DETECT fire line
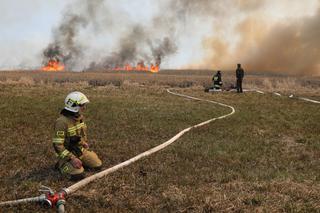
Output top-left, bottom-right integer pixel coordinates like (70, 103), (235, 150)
(112, 62), (160, 73)
(42, 59), (65, 72)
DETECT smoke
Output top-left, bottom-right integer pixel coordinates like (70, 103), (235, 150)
(198, 1), (320, 75)
(43, 0), (178, 71)
(42, 0), (102, 69)
(243, 9), (320, 75)
(42, 15), (87, 68)
(149, 37), (178, 66)
(159, 0), (320, 75)
(39, 0), (320, 74)
(96, 25), (146, 69)
(237, 0), (266, 11)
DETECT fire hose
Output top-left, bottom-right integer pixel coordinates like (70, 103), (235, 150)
(0, 88), (318, 212)
(243, 89), (320, 104)
(0, 186), (66, 213)
(0, 89), (235, 212)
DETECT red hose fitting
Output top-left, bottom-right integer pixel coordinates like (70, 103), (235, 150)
(42, 191), (66, 208)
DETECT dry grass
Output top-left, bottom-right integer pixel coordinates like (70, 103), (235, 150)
(0, 70), (319, 96)
(0, 70), (319, 212)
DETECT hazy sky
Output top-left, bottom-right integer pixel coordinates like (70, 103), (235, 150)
(0, 0), (319, 74)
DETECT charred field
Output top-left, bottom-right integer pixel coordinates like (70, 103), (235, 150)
(0, 70), (319, 212)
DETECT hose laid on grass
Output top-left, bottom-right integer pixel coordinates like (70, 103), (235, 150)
(270, 92), (320, 104)
(0, 89), (235, 210)
(62, 89), (317, 199)
(2, 87), (318, 211)
(245, 89), (320, 104)
(64, 89), (235, 195)
(297, 97), (320, 104)
(0, 195), (45, 206)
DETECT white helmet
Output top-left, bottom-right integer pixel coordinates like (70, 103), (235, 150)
(64, 91), (90, 113)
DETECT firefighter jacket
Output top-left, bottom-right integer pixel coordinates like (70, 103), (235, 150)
(212, 74), (222, 86)
(236, 68), (244, 79)
(52, 109), (88, 161)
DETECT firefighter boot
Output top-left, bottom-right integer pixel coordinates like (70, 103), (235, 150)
(80, 150), (102, 171)
(59, 160), (85, 180)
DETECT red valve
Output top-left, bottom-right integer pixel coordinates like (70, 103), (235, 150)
(42, 191), (66, 208)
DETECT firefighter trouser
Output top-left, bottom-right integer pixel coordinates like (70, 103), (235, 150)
(59, 150), (102, 176)
(214, 82), (222, 90)
(237, 78), (243, 93)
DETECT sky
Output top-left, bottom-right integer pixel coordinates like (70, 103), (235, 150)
(0, 1), (64, 67)
(0, 0), (319, 75)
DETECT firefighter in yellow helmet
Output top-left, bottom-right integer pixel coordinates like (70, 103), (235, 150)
(52, 91), (102, 180)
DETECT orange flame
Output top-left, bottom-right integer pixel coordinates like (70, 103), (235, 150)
(42, 59), (65, 72)
(112, 61), (159, 73)
(150, 63), (160, 73)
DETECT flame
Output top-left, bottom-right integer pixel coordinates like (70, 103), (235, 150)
(150, 63), (160, 73)
(112, 61), (159, 73)
(42, 59), (65, 72)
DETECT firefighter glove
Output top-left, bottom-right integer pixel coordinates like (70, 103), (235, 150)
(70, 157), (83, 169)
(70, 135), (81, 144)
(82, 142), (89, 149)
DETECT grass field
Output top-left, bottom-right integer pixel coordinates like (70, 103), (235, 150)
(0, 71), (319, 212)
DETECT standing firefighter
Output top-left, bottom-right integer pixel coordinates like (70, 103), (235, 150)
(52, 91), (102, 180)
(236, 64), (244, 93)
(212, 70), (223, 91)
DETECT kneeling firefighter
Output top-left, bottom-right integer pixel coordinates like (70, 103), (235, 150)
(212, 70), (223, 90)
(52, 91), (102, 180)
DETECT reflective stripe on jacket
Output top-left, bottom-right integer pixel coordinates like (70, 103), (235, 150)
(52, 113), (88, 160)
